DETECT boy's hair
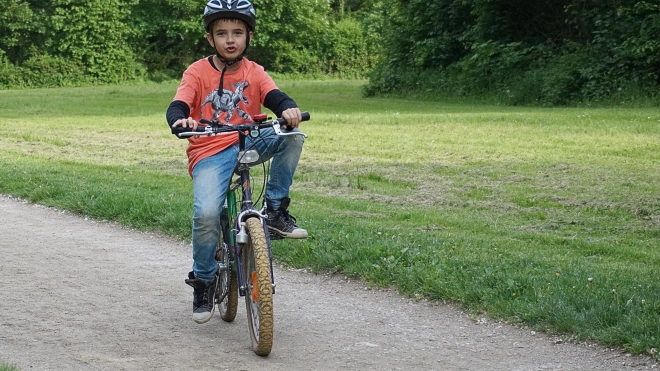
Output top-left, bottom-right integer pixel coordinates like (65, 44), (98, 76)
(203, 0), (256, 33)
(207, 17), (249, 34)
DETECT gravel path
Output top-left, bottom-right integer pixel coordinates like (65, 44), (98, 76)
(0, 196), (657, 370)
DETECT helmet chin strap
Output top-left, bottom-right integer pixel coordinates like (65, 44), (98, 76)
(213, 33), (251, 95)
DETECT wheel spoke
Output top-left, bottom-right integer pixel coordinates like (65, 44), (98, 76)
(251, 271), (259, 302)
(217, 240), (238, 322)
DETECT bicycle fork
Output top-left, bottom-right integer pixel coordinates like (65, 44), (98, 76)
(230, 165), (277, 297)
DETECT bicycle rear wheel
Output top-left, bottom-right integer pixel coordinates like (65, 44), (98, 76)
(215, 241), (238, 322)
(216, 208), (239, 322)
(242, 217), (274, 356)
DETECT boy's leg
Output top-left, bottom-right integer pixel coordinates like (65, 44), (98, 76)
(247, 129), (307, 238)
(187, 146), (238, 323)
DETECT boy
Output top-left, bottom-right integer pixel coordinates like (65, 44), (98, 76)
(166, 0), (307, 324)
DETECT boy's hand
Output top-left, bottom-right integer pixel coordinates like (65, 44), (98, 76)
(171, 117), (199, 133)
(281, 108), (302, 129)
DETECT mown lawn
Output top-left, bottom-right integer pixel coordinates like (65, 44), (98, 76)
(0, 80), (658, 357)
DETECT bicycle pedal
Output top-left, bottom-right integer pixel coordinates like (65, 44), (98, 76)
(268, 230), (284, 240)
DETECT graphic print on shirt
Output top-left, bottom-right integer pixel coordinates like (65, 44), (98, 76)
(201, 81), (251, 124)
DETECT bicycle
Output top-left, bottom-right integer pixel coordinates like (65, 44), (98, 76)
(174, 112), (310, 356)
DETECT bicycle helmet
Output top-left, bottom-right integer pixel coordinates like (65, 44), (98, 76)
(203, 0), (256, 32)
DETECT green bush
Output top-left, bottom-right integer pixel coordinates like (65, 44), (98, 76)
(1, 0), (144, 87)
(249, 0), (331, 74)
(0, 0), (383, 87)
(130, 0), (207, 79)
(0, 53), (20, 88)
(323, 17), (374, 78)
(505, 49), (586, 106)
(49, 0), (144, 83)
(0, 52), (90, 88)
(366, 0), (660, 105)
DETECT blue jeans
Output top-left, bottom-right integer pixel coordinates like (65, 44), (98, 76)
(190, 128), (304, 282)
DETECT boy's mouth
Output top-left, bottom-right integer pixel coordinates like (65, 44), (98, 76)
(226, 47), (237, 53)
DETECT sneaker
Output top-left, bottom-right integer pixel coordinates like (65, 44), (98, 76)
(266, 197), (308, 239)
(185, 271), (217, 324)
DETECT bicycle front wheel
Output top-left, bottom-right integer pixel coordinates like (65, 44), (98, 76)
(242, 217), (274, 356)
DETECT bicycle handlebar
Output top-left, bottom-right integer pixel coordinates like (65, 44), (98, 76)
(172, 111), (310, 138)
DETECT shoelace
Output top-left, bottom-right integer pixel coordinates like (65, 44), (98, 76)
(194, 288), (204, 307)
(203, 286), (210, 305)
(195, 283), (211, 308)
(280, 210), (298, 228)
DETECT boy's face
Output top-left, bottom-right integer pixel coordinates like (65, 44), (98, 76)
(206, 19), (252, 61)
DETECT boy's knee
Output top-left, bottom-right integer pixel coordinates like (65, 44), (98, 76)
(194, 204), (221, 225)
(282, 135), (304, 152)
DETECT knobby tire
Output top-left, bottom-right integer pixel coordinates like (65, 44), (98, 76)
(242, 217), (274, 356)
(217, 211), (238, 322)
(217, 257), (238, 322)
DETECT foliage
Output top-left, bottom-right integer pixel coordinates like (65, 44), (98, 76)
(3, 0), (658, 105)
(130, 0), (208, 80)
(249, 0), (330, 74)
(366, 0), (660, 105)
(0, 0), (144, 88)
(0, 0), (32, 60)
(0, 0), (380, 87)
(49, 0), (144, 83)
(322, 17), (372, 77)
(0, 52), (91, 88)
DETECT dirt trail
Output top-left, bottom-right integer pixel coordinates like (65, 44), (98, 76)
(0, 196), (657, 370)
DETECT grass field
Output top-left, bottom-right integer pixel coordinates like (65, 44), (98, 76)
(0, 363), (19, 371)
(0, 80), (658, 357)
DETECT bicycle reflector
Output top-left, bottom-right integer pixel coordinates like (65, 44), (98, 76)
(254, 113), (268, 122)
(239, 150), (260, 164)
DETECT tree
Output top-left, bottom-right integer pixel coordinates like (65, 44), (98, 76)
(0, 0), (33, 62)
(49, 0), (143, 82)
(366, 0), (660, 104)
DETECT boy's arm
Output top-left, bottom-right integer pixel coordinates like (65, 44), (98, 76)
(264, 89), (302, 128)
(166, 100), (190, 128)
(263, 90), (297, 118)
(167, 100), (202, 135)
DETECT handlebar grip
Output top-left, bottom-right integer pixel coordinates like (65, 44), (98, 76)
(278, 111), (311, 128)
(171, 125), (207, 137)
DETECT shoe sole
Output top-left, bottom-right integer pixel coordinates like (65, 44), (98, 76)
(268, 227), (308, 239)
(193, 307), (215, 324)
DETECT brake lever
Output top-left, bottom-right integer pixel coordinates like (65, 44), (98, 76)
(272, 122), (308, 138)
